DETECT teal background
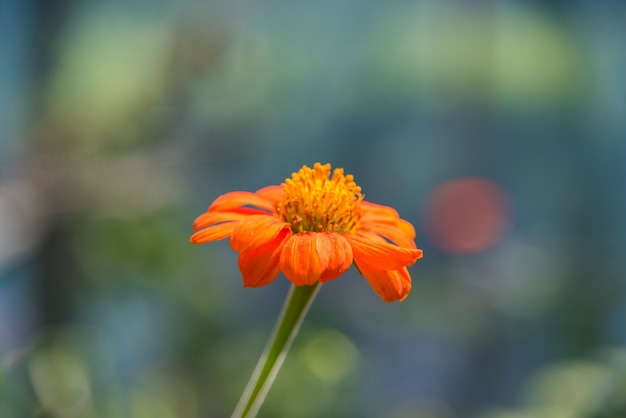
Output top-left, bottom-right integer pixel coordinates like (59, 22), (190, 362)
(1, 0), (625, 417)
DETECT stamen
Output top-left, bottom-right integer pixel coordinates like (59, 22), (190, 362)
(278, 163), (363, 233)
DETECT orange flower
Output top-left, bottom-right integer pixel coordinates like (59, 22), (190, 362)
(190, 163), (423, 301)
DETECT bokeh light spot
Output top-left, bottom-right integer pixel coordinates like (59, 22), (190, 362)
(299, 329), (358, 384)
(422, 177), (512, 254)
(29, 345), (91, 416)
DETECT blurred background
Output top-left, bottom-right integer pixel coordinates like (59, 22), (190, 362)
(1, 0), (625, 417)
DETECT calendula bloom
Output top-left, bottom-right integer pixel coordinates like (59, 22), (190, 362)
(190, 163), (423, 301)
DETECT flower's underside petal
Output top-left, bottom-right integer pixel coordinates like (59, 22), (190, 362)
(190, 222), (238, 244)
(393, 218), (416, 239)
(192, 208), (263, 231)
(318, 233), (353, 282)
(346, 231), (423, 271)
(360, 201), (416, 243)
(367, 217), (416, 240)
(239, 228), (291, 287)
(255, 185), (284, 207)
(360, 201), (401, 222)
(280, 233), (319, 286)
(356, 263), (412, 302)
(360, 220), (417, 249)
(230, 215), (291, 253)
(209, 191), (276, 213)
(280, 232), (353, 286)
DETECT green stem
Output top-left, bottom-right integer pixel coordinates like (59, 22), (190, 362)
(231, 282), (321, 418)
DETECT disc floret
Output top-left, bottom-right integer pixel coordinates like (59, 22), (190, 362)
(278, 163), (363, 233)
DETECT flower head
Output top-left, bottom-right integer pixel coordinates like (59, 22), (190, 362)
(191, 163), (423, 301)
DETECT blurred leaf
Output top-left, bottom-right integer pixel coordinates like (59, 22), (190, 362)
(45, 6), (174, 152)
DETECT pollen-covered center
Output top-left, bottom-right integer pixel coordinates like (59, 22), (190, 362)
(278, 163), (363, 233)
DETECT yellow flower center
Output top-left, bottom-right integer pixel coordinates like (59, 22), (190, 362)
(278, 163), (363, 233)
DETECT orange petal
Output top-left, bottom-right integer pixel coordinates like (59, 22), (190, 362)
(360, 220), (417, 249)
(280, 232), (353, 286)
(193, 208), (261, 231)
(230, 214), (291, 253)
(239, 228), (291, 287)
(319, 233), (353, 282)
(346, 231), (423, 270)
(209, 191), (276, 213)
(190, 222), (238, 244)
(395, 218), (416, 238)
(370, 218), (415, 240)
(360, 201), (400, 222)
(361, 202), (416, 239)
(356, 264), (412, 302)
(255, 185), (284, 207)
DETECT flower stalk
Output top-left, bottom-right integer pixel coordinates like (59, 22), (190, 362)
(231, 283), (321, 418)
